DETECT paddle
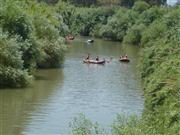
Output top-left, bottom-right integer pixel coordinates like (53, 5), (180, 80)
(105, 57), (113, 63)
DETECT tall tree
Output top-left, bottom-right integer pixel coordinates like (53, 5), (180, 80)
(64, 0), (97, 7)
(119, 0), (136, 7)
(37, 0), (59, 4)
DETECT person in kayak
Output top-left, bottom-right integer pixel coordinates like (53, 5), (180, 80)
(96, 56), (99, 61)
(125, 54), (128, 59)
(86, 53), (90, 60)
(120, 54), (128, 59)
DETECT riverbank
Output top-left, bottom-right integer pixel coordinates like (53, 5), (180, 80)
(0, 0), (66, 88)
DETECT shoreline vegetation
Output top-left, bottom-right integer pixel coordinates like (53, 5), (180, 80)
(0, 0), (179, 135)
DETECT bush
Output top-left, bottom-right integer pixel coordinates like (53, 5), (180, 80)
(0, 0), (66, 88)
(70, 114), (106, 135)
(138, 6), (166, 26)
(141, 20), (167, 45)
(0, 30), (32, 88)
(133, 1), (150, 14)
(69, 7), (115, 36)
(0, 66), (31, 88)
(100, 9), (137, 41)
(123, 24), (146, 45)
(37, 37), (66, 68)
(0, 32), (23, 69)
(0, 0), (32, 40)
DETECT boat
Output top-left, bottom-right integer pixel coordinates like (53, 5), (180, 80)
(87, 39), (94, 43)
(119, 58), (130, 62)
(83, 59), (105, 64)
(66, 35), (74, 40)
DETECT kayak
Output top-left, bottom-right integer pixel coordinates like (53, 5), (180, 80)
(66, 36), (74, 40)
(87, 39), (94, 43)
(83, 59), (105, 64)
(119, 58), (130, 62)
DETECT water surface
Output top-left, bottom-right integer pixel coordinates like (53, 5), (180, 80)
(0, 37), (144, 135)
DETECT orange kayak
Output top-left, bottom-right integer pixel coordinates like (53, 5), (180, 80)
(66, 35), (74, 40)
(83, 59), (105, 64)
(119, 58), (130, 62)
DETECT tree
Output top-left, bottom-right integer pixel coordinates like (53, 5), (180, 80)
(64, 0), (97, 7)
(37, 0), (59, 4)
(119, 0), (136, 7)
(133, 1), (150, 13)
(144, 0), (167, 5)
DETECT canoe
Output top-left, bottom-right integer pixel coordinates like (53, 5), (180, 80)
(83, 59), (105, 64)
(119, 58), (130, 62)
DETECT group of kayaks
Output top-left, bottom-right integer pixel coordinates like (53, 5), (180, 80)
(65, 35), (130, 64)
(83, 56), (130, 65)
(65, 35), (94, 43)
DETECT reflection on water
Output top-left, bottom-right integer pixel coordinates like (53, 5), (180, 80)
(0, 37), (144, 135)
(0, 69), (64, 135)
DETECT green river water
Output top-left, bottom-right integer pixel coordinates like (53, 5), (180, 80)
(0, 37), (144, 135)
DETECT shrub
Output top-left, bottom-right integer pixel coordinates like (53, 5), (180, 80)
(100, 9), (136, 41)
(0, 31), (31, 88)
(70, 7), (115, 36)
(123, 24), (146, 45)
(37, 37), (66, 68)
(0, 66), (31, 88)
(133, 1), (150, 14)
(138, 6), (166, 26)
(0, 0), (66, 88)
(141, 20), (167, 45)
(0, 0), (32, 40)
(70, 114), (106, 135)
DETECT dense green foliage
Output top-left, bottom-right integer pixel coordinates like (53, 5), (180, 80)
(1, 0), (179, 134)
(0, 31), (31, 88)
(63, 0), (167, 7)
(73, 7), (115, 36)
(0, 0), (66, 88)
(55, 2), (115, 36)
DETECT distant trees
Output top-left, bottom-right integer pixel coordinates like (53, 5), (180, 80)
(61, 0), (167, 7)
(63, 0), (97, 7)
(143, 0), (167, 5)
(37, 0), (59, 4)
(119, 0), (136, 7)
(118, 0), (167, 7)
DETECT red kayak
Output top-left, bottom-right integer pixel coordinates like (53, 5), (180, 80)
(83, 59), (105, 64)
(119, 58), (130, 62)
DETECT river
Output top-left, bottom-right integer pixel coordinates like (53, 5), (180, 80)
(0, 37), (144, 135)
